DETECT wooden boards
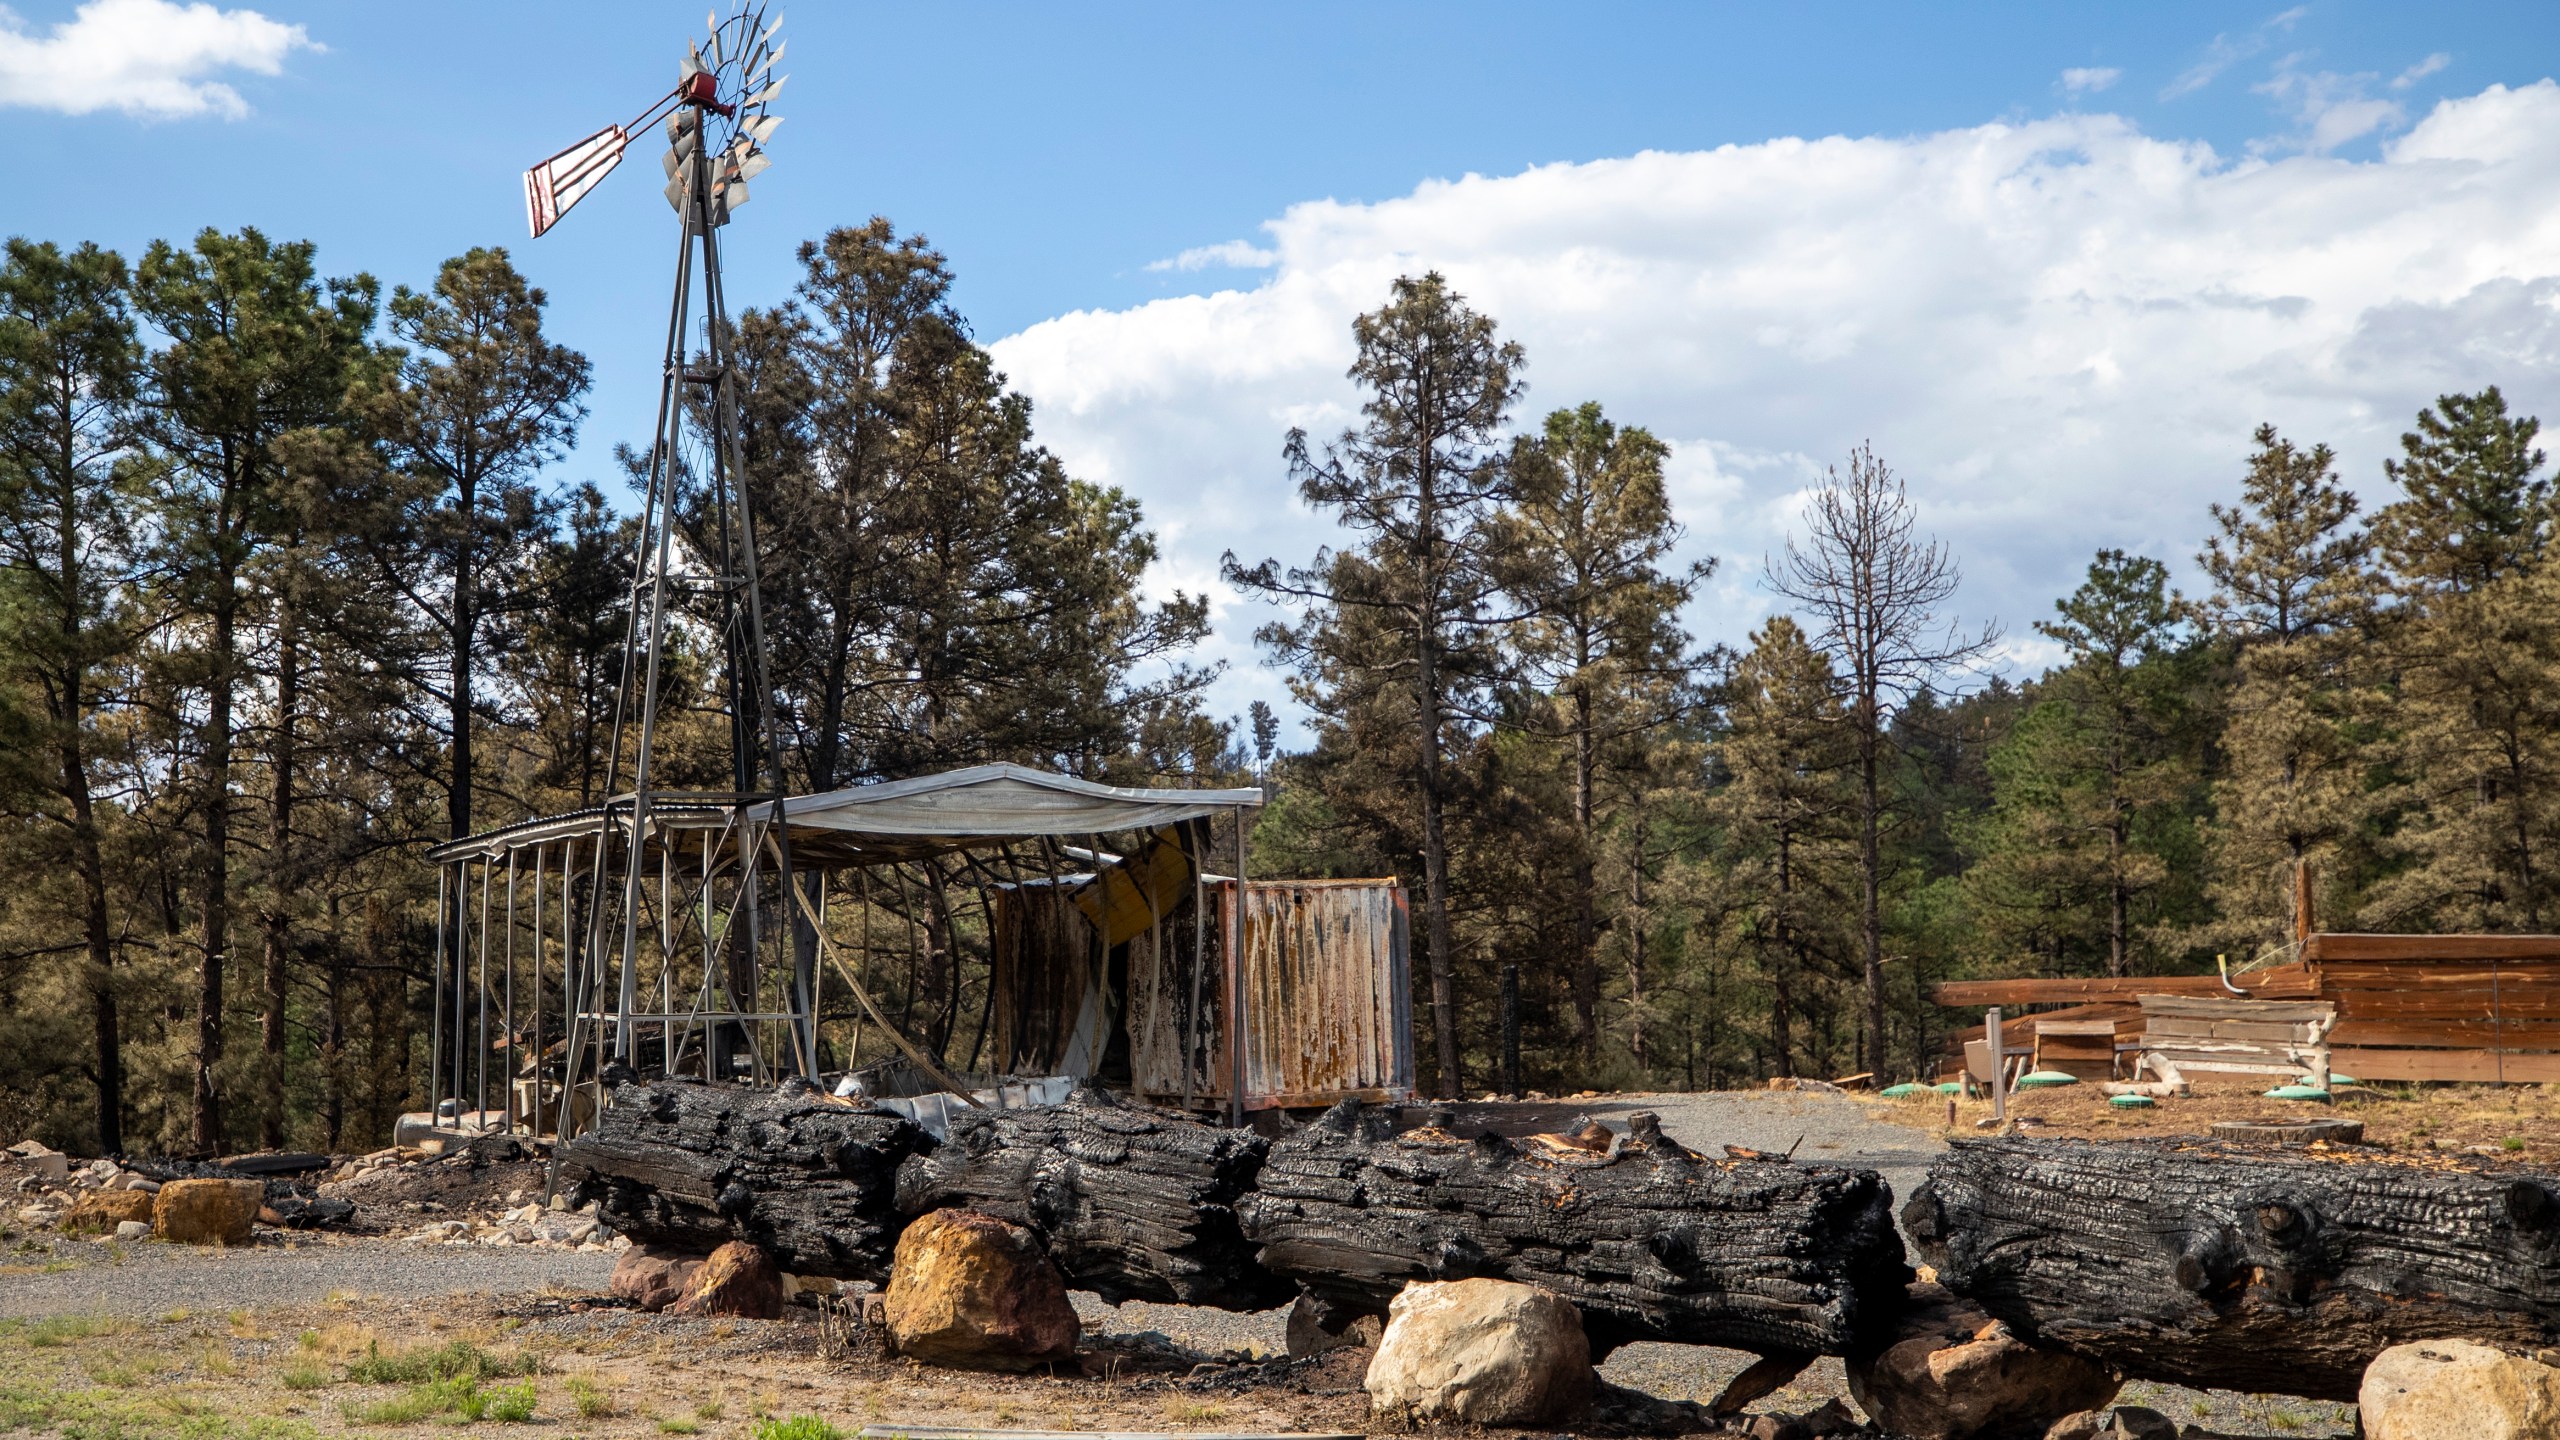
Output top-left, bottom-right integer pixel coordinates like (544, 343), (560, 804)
(1906, 1136), (2560, 1400)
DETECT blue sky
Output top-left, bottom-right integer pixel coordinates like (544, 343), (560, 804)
(8, 1), (2560, 734)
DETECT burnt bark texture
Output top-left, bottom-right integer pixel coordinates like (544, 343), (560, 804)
(1906, 1136), (2560, 1401)
(893, 1085), (1290, 1309)
(1236, 1100), (1909, 1357)
(559, 1074), (932, 1282)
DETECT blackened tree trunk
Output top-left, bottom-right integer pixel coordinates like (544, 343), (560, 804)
(1239, 1100), (1908, 1358)
(893, 1085), (1288, 1308)
(1907, 1136), (2560, 1400)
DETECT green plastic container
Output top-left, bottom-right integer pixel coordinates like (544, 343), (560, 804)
(1880, 1082), (1928, 1098)
(2328, 1073), (2358, 1086)
(1933, 1081), (1966, 1094)
(2108, 1093), (2156, 1109)
(2015, 1070), (2080, 1088)
(2264, 1084), (2332, 1102)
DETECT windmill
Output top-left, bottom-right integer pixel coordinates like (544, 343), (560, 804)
(467, 5), (812, 1161)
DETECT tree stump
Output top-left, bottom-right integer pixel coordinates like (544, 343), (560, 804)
(1906, 1136), (2560, 1399)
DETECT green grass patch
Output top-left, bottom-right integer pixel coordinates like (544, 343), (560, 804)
(659, 1420), (701, 1435)
(0, 1379), (317, 1440)
(5, 1313), (135, 1348)
(279, 1365), (334, 1391)
(482, 1382), (536, 1424)
(345, 1340), (538, 1386)
(751, 1417), (845, 1440)
(565, 1377), (612, 1419)
(341, 1374), (536, 1426)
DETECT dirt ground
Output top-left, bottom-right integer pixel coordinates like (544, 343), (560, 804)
(1854, 1075), (2560, 1162)
(0, 1287), (1380, 1440)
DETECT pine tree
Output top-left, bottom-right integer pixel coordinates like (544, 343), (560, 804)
(1494, 402), (1709, 1066)
(2197, 424), (2383, 946)
(135, 228), (379, 1153)
(1709, 617), (1854, 1077)
(0, 239), (144, 1153)
(1227, 273), (1524, 1097)
(2371, 390), (2560, 929)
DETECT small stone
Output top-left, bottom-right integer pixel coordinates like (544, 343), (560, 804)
(113, 1220), (150, 1242)
(611, 1244), (705, 1313)
(2362, 1338), (2560, 1440)
(1744, 1415), (1809, 1440)
(152, 1178), (262, 1246)
(1285, 1291), (1383, 1358)
(881, 1208), (1078, 1371)
(64, 1188), (155, 1233)
(670, 1240), (784, 1320)
(1363, 1278), (1594, 1427)
(1849, 1283), (2119, 1440)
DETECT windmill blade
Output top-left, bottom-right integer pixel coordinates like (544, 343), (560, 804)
(744, 113), (782, 145)
(708, 12), (725, 65)
(751, 39), (785, 77)
(681, 44), (705, 80)
(744, 75), (786, 106)
(733, 145), (771, 182)
(524, 125), (629, 238)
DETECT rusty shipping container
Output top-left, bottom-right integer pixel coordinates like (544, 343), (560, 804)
(1005, 875), (1415, 1112)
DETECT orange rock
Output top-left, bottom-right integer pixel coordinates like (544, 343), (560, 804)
(152, 1178), (261, 1246)
(64, 1188), (155, 1233)
(669, 1241), (783, 1320)
(882, 1209), (1077, 1371)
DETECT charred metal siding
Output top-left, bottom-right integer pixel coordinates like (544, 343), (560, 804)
(1234, 880), (1414, 1109)
(1119, 878), (1413, 1110)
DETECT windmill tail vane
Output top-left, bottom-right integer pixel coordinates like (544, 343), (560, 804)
(523, 5), (786, 239)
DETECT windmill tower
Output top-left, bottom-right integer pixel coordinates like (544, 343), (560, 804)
(456, 8), (809, 1149)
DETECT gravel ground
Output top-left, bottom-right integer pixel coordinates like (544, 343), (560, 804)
(0, 1233), (616, 1318)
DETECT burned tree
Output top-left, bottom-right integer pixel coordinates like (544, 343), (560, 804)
(1907, 1136), (2560, 1400)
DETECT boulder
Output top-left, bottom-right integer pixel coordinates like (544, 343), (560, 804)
(113, 1220), (151, 1242)
(610, 1244), (705, 1313)
(1848, 1283), (2119, 1440)
(64, 1187), (155, 1233)
(1363, 1278), (1595, 1427)
(7, 1143), (69, 1184)
(669, 1240), (784, 1320)
(2360, 1339), (2560, 1440)
(881, 1208), (1079, 1371)
(1285, 1290), (1384, 1358)
(151, 1178), (261, 1246)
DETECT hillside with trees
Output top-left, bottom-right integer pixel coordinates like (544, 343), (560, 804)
(1, 224), (2548, 1147)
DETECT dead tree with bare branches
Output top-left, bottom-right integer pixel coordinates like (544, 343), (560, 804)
(1766, 447), (1995, 1075)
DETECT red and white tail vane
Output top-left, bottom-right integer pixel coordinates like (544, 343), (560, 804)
(521, 3), (785, 239)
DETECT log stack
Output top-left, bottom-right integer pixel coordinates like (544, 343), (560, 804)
(1906, 1135), (2560, 1400)
(1238, 1100), (1910, 1357)
(559, 1073), (933, 1283)
(893, 1085), (1290, 1308)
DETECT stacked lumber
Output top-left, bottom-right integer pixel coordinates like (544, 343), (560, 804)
(1237, 1100), (1910, 1357)
(892, 1086), (1291, 1308)
(2307, 936), (2560, 1083)
(1906, 1135), (2560, 1400)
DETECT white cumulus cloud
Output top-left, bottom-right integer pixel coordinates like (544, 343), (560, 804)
(2059, 66), (2121, 96)
(0, 0), (315, 119)
(990, 82), (2560, 728)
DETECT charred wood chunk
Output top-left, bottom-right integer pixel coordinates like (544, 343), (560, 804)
(557, 1076), (932, 1283)
(892, 1085), (1289, 1309)
(1907, 1136), (2560, 1401)
(1236, 1100), (1908, 1358)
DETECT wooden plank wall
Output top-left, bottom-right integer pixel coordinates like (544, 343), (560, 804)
(1930, 936), (2560, 1084)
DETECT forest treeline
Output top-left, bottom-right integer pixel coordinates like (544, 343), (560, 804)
(0, 219), (2547, 1150)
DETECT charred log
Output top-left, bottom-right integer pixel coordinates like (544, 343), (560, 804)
(1236, 1101), (1909, 1357)
(558, 1074), (932, 1282)
(1906, 1136), (2560, 1401)
(893, 1085), (1290, 1308)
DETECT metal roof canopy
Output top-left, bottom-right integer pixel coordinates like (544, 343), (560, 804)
(746, 763), (1263, 864)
